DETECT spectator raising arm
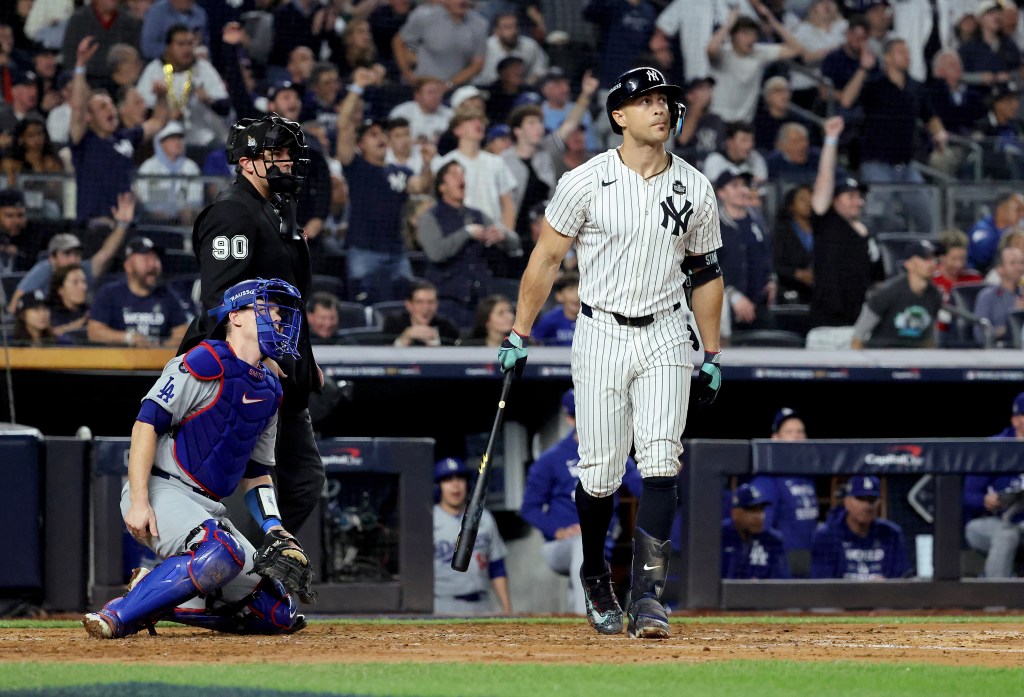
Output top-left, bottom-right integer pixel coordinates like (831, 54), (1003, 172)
(707, 9), (739, 64)
(335, 68), (374, 167)
(90, 192), (136, 280)
(69, 36), (99, 147)
(839, 46), (875, 109)
(555, 72), (600, 142)
(750, 0), (809, 62)
(812, 116), (843, 215)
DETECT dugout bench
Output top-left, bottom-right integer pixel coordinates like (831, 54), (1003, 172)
(677, 438), (1024, 610)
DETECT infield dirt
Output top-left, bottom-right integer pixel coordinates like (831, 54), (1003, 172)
(1, 621), (1021, 667)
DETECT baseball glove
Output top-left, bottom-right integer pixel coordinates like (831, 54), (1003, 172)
(249, 530), (317, 604)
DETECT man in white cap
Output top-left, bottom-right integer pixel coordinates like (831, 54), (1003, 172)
(136, 121), (203, 223)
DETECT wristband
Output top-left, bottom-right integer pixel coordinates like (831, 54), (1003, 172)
(74, 66), (86, 76)
(348, 84), (364, 96)
(245, 484), (283, 533)
(824, 135), (838, 146)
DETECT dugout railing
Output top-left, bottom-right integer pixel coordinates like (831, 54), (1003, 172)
(678, 438), (1024, 610)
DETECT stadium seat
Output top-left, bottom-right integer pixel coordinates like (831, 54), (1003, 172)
(1, 273), (26, 304)
(334, 327), (399, 346)
(1007, 309), (1024, 350)
(161, 249), (199, 276)
(132, 225), (190, 252)
(769, 304), (811, 337)
(335, 301), (372, 329)
(311, 274), (346, 301)
(876, 232), (939, 278)
(489, 278), (520, 302)
(370, 301), (406, 328)
(950, 281), (988, 315)
(729, 329), (806, 348)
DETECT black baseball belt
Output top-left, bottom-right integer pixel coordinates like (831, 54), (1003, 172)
(580, 302), (681, 328)
(152, 469), (220, 502)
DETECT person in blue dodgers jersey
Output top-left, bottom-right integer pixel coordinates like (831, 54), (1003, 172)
(810, 475), (910, 580)
(520, 389), (643, 614)
(749, 408), (821, 557)
(83, 278), (314, 639)
(433, 458), (512, 616)
(962, 392), (1024, 579)
(721, 483), (790, 580)
(720, 481), (790, 577)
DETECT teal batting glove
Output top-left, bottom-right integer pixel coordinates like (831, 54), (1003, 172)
(498, 330), (529, 376)
(693, 351), (721, 407)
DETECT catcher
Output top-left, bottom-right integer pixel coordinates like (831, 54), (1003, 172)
(83, 277), (316, 640)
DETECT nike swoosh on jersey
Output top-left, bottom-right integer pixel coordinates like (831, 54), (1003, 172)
(241, 393), (266, 405)
(601, 179), (617, 186)
(643, 563), (661, 571)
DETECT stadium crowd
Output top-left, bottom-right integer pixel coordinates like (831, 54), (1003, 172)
(0, 0), (1022, 350)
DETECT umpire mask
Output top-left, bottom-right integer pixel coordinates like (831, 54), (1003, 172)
(227, 114), (310, 195)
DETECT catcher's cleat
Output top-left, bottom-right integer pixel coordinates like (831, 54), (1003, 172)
(627, 596), (670, 639)
(580, 565), (623, 635)
(82, 611), (117, 639)
(286, 614), (308, 634)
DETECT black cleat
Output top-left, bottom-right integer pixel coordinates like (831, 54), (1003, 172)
(580, 565), (624, 635)
(627, 595), (670, 639)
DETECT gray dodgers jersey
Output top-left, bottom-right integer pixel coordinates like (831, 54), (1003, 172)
(433, 505), (507, 597)
(142, 356), (278, 478)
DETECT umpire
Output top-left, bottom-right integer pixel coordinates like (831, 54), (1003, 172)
(178, 113), (324, 532)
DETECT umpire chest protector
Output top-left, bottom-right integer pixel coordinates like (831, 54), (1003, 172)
(174, 341), (282, 499)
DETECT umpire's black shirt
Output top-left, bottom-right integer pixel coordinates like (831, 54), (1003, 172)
(178, 175), (316, 413)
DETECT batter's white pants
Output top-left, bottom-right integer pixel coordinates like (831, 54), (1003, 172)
(571, 305), (692, 498)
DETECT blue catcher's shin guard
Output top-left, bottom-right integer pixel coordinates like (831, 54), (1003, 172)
(171, 578), (301, 635)
(83, 520), (245, 639)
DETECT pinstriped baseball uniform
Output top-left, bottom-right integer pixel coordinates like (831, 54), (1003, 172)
(545, 149), (721, 497)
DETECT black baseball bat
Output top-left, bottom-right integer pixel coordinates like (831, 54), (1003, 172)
(451, 370), (514, 572)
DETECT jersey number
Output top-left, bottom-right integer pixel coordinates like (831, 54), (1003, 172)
(212, 235), (249, 260)
(156, 376), (175, 404)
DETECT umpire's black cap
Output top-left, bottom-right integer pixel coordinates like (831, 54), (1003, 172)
(605, 66), (684, 136)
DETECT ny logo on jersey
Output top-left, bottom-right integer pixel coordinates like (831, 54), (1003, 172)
(388, 171), (408, 193)
(660, 197), (694, 236)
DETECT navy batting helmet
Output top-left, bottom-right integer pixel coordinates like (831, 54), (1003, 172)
(208, 277), (304, 359)
(605, 67), (685, 136)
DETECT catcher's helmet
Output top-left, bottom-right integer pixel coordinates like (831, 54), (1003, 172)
(208, 277), (304, 359)
(226, 113), (309, 194)
(605, 67), (686, 136)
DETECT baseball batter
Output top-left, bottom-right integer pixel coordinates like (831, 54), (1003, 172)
(83, 278), (313, 639)
(432, 458), (511, 616)
(498, 67), (724, 638)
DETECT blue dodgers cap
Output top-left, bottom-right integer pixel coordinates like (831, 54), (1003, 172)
(732, 483), (771, 509)
(561, 388), (575, 417)
(1013, 392), (1024, 416)
(434, 457), (471, 482)
(513, 91), (543, 108)
(848, 475), (881, 498)
(772, 407), (802, 433)
(485, 123), (511, 144)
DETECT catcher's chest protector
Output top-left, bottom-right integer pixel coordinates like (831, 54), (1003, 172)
(175, 341), (282, 498)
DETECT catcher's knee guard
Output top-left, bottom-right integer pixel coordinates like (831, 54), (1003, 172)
(84, 520), (244, 639)
(171, 579), (300, 635)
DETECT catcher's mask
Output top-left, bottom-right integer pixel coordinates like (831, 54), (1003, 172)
(605, 66), (686, 136)
(209, 277), (303, 359)
(227, 114), (309, 195)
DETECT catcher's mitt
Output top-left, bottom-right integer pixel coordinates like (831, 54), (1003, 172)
(249, 530), (317, 603)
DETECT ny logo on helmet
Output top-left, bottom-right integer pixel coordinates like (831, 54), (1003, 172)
(646, 69), (662, 83)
